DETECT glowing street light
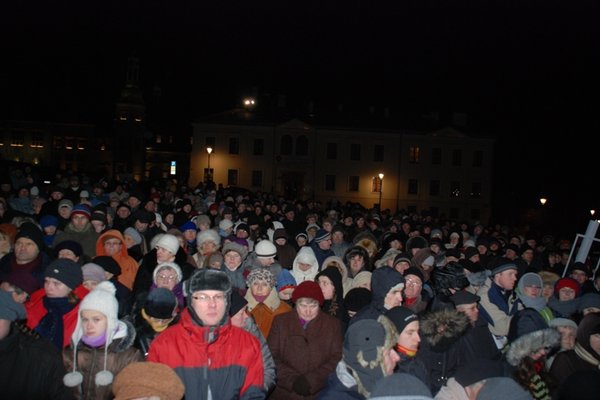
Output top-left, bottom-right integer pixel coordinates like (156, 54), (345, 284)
(378, 173), (384, 210)
(591, 209), (596, 217)
(206, 147), (213, 181)
(539, 198), (547, 206)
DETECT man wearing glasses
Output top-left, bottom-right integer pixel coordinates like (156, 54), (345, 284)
(148, 269), (265, 399)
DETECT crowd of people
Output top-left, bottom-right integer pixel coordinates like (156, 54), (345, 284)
(0, 172), (599, 399)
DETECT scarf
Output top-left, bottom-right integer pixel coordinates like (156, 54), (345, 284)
(82, 332), (107, 347)
(141, 308), (174, 332)
(396, 344), (417, 358)
(520, 295), (547, 312)
(488, 281), (518, 316)
(252, 294), (268, 304)
(10, 254), (43, 274)
(574, 342), (600, 367)
(35, 297), (75, 349)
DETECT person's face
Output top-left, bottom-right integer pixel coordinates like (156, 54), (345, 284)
(384, 286), (403, 309)
(258, 256), (274, 267)
(124, 235), (137, 249)
(79, 310), (108, 338)
(251, 280), (271, 297)
(398, 320), (421, 350)
(296, 237), (307, 247)
(71, 214), (89, 231)
(332, 231), (344, 244)
(44, 277), (71, 298)
(523, 284), (541, 298)
(279, 287), (294, 301)
(156, 246), (176, 263)
(90, 220), (105, 233)
(394, 261), (411, 275)
(570, 270), (588, 285)
(82, 280), (99, 291)
(58, 249), (78, 262)
(230, 306), (249, 328)
(145, 201), (156, 213)
(505, 249), (517, 260)
(590, 334), (600, 356)
(275, 238), (286, 246)
(318, 238), (332, 250)
(134, 220), (149, 232)
(382, 347), (401, 376)
(542, 284), (554, 299)
(530, 346), (550, 361)
(318, 276), (335, 300)
(224, 251), (242, 270)
(164, 213), (175, 225)
(558, 287), (576, 301)
(322, 222), (332, 232)
(58, 207), (72, 219)
(155, 267), (179, 290)
(403, 274), (423, 300)
(295, 298), (320, 322)
(190, 290), (227, 326)
(350, 255), (364, 273)
(200, 241), (217, 254)
(494, 269), (518, 290)
(298, 262), (312, 272)
(14, 237), (40, 264)
(456, 302), (480, 325)
(557, 326), (576, 350)
(116, 207), (131, 219)
(127, 197), (141, 209)
(103, 238), (123, 256)
(183, 229), (196, 242)
(0, 234), (11, 253)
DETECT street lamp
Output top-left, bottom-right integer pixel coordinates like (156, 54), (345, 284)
(539, 197), (547, 206)
(206, 147), (213, 182)
(378, 173), (384, 210)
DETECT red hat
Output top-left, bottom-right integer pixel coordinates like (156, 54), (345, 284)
(554, 277), (581, 297)
(292, 281), (324, 306)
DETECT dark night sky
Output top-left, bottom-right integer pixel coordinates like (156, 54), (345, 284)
(1, 1), (598, 233)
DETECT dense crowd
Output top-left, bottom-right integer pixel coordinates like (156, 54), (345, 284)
(0, 172), (599, 400)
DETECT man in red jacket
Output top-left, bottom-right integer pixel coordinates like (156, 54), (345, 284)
(148, 269), (265, 399)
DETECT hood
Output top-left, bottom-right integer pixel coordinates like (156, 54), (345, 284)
(420, 308), (469, 352)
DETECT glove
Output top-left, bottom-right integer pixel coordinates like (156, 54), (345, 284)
(292, 375), (311, 396)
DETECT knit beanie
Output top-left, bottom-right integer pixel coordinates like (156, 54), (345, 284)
(155, 234), (180, 255)
(144, 288), (178, 319)
(81, 263), (106, 283)
(343, 315), (398, 397)
(39, 215), (59, 228)
(123, 227), (142, 246)
(55, 240), (83, 258)
(343, 288), (372, 313)
(385, 306), (418, 334)
(64, 281), (120, 388)
(314, 229), (331, 243)
(490, 258), (518, 276)
(254, 240), (277, 258)
(222, 241), (248, 261)
(15, 222), (45, 251)
(71, 204), (91, 219)
(554, 277), (581, 297)
(292, 280), (324, 306)
(112, 362), (185, 400)
(44, 259), (83, 290)
(276, 268), (297, 292)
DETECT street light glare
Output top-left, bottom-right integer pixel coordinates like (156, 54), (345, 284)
(378, 173), (384, 180)
(539, 198), (547, 206)
(206, 147), (213, 154)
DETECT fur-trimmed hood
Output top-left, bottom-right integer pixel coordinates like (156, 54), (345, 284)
(420, 308), (469, 352)
(506, 327), (560, 366)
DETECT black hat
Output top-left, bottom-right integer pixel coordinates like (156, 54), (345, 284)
(343, 288), (372, 312)
(489, 257), (517, 276)
(144, 288), (177, 319)
(464, 247), (479, 260)
(403, 266), (424, 284)
(454, 358), (503, 387)
(445, 248), (461, 259)
(92, 256), (121, 277)
(15, 222), (45, 251)
(385, 306), (418, 334)
(393, 252), (412, 267)
(505, 243), (520, 254)
(133, 210), (154, 224)
(449, 290), (481, 306)
(55, 240), (83, 258)
(187, 269), (231, 300)
(569, 261), (591, 277)
(44, 259), (83, 290)
(228, 290), (248, 317)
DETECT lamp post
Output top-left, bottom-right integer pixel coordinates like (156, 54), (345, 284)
(206, 147), (213, 182)
(378, 173), (384, 210)
(539, 198), (547, 206)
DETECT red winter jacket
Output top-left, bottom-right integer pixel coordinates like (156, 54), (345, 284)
(147, 308), (265, 400)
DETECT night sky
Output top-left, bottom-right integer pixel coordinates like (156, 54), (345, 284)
(2, 1), (598, 235)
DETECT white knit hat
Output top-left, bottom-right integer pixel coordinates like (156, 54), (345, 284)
(64, 281), (121, 388)
(155, 234), (180, 255)
(153, 262), (183, 284)
(255, 240), (277, 258)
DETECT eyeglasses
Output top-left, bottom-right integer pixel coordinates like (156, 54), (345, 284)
(157, 274), (178, 281)
(405, 279), (422, 288)
(192, 293), (226, 303)
(104, 240), (122, 247)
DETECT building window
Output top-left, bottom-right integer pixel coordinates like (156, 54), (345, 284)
(31, 133), (44, 148)
(473, 150), (483, 167)
(450, 181), (461, 197)
(296, 135), (308, 156)
(471, 182), (482, 198)
(432, 147), (442, 165)
(229, 137), (239, 155)
(348, 176), (359, 192)
(325, 175), (336, 191)
(452, 149), (462, 166)
(251, 170), (263, 187)
(205, 136), (215, 148)
(281, 135), (293, 155)
(409, 146), (420, 163)
(429, 180), (440, 196)
(350, 143), (361, 161)
(65, 137), (74, 150)
(53, 136), (63, 149)
(374, 144), (384, 162)
(156, 134), (162, 144)
(408, 179), (419, 195)
(77, 139), (86, 150)
(326, 143), (337, 160)
(471, 208), (481, 220)
(253, 139), (264, 156)
(450, 207), (460, 219)
(227, 169), (239, 186)
(11, 132), (24, 147)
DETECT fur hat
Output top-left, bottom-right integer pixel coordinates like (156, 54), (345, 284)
(0, 290), (26, 321)
(385, 306), (418, 334)
(343, 315), (398, 397)
(155, 234), (180, 255)
(255, 240), (277, 258)
(406, 235), (428, 252)
(112, 362), (185, 400)
(196, 229), (221, 248)
(15, 222), (45, 251)
(374, 248), (401, 269)
(420, 308), (470, 351)
(153, 262), (183, 284)
(186, 269), (231, 302)
(44, 259), (83, 290)
(222, 242), (248, 261)
(123, 227), (142, 245)
(218, 219), (234, 231)
(144, 288), (178, 319)
(292, 280), (324, 306)
(64, 281), (120, 388)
